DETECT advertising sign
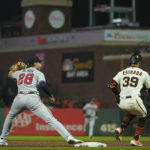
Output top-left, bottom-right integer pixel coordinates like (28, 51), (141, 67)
(62, 52), (94, 82)
(5, 108), (84, 135)
(105, 29), (150, 42)
(24, 10), (35, 29)
(48, 10), (65, 29)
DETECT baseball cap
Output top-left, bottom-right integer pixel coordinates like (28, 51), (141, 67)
(91, 97), (96, 102)
(27, 55), (42, 66)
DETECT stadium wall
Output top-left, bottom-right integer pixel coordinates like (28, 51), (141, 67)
(0, 29), (150, 108)
(1, 108), (150, 136)
(0, 45), (150, 108)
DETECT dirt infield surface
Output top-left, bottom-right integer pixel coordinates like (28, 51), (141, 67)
(7, 141), (150, 147)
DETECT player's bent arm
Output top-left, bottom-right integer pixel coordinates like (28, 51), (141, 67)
(108, 80), (120, 104)
(108, 80), (119, 97)
(147, 89), (150, 95)
(8, 71), (14, 78)
(39, 81), (55, 102)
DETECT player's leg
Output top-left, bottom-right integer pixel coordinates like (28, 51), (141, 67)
(84, 117), (89, 132)
(115, 114), (135, 141)
(115, 97), (136, 141)
(130, 97), (147, 146)
(89, 118), (95, 137)
(134, 98), (147, 141)
(0, 95), (24, 146)
(27, 96), (83, 144)
(121, 114), (136, 130)
(130, 117), (146, 147)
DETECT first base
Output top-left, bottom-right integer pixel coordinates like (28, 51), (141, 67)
(74, 142), (107, 147)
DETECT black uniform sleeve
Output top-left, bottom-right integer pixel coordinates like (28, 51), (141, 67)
(108, 80), (120, 104)
(39, 81), (52, 97)
(148, 89), (150, 95)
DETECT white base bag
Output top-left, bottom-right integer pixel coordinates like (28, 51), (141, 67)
(74, 142), (107, 147)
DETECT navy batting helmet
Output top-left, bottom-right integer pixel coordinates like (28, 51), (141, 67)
(130, 53), (142, 64)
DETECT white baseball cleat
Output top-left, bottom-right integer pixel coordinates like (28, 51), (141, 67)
(115, 127), (122, 141)
(67, 136), (83, 144)
(0, 138), (8, 146)
(130, 139), (143, 147)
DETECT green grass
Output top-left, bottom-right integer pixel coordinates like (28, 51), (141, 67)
(1, 148), (150, 150)
(8, 135), (150, 142)
(0, 136), (149, 150)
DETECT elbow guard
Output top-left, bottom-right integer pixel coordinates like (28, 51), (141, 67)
(108, 80), (120, 97)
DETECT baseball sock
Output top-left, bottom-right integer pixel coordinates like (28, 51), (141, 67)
(120, 114), (135, 132)
(134, 117), (146, 141)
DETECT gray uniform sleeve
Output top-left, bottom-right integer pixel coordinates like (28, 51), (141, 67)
(12, 71), (19, 79)
(37, 72), (46, 84)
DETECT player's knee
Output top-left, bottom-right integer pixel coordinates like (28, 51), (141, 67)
(45, 115), (57, 124)
(138, 116), (147, 127)
(141, 111), (147, 118)
(7, 111), (16, 119)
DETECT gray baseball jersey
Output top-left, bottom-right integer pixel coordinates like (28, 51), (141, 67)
(83, 103), (98, 117)
(12, 68), (45, 93)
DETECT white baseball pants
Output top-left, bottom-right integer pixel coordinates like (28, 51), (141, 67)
(0, 94), (72, 140)
(118, 95), (147, 118)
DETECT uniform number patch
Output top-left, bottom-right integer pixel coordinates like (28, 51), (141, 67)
(123, 76), (139, 87)
(18, 73), (34, 85)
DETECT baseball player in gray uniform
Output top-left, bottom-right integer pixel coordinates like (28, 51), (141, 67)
(109, 53), (150, 146)
(0, 55), (83, 146)
(83, 98), (98, 137)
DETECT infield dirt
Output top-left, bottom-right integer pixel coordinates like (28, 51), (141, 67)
(7, 141), (150, 147)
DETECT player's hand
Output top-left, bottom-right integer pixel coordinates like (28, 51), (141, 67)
(95, 116), (98, 120)
(50, 95), (55, 102)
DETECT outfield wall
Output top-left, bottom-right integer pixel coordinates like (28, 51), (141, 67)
(1, 108), (150, 136)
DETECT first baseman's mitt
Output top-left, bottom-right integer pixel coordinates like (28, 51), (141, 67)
(9, 61), (27, 72)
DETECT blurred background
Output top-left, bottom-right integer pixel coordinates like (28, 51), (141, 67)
(0, 0), (150, 136)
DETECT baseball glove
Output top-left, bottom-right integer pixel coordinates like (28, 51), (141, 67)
(9, 61), (27, 72)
